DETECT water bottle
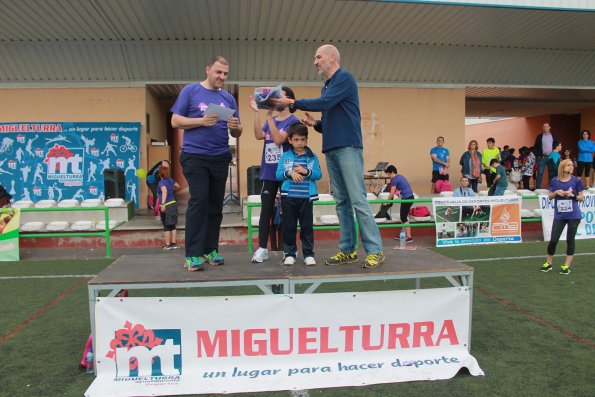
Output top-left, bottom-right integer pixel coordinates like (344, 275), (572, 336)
(400, 229), (406, 248)
(86, 350), (94, 374)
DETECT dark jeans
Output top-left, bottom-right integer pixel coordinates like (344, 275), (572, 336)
(484, 169), (495, 188)
(522, 174), (532, 190)
(547, 218), (581, 256)
(180, 151), (231, 257)
(281, 197), (314, 258)
(258, 180), (281, 249)
(468, 178), (479, 193)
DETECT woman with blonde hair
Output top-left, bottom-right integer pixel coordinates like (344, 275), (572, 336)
(541, 159), (585, 275)
(459, 140), (482, 192)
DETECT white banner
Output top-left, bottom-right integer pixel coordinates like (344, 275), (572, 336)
(539, 193), (595, 241)
(86, 290), (483, 396)
(433, 196), (522, 247)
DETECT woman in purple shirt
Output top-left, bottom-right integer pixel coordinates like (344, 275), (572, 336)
(541, 159), (585, 275)
(249, 86), (300, 263)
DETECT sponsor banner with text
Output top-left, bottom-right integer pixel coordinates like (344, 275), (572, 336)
(0, 122), (140, 207)
(433, 196), (522, 247)
(86, 290), (483, 396)
(539, 193), (595, 241)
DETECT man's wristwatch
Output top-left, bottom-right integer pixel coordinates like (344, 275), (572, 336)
(288, 99), (296, 111)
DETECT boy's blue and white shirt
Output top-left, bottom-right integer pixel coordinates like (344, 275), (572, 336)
(275, 146), (322, 201)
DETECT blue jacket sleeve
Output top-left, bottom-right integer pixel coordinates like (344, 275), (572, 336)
(276, 154), (289, 181)
(306, 154), (323, 181)
(295, 71), (355, 112)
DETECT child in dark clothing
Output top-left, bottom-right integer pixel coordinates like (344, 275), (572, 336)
(275, 124), (322, 266)
(158, 162), (180, 250)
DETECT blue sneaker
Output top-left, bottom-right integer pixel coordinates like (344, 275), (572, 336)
(205, 250), (224, 266)
(184, 256), (204, 272)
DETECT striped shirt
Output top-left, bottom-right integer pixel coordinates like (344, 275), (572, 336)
(286, 154), (310, 198)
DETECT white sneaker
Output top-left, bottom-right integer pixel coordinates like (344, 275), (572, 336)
(304, 256), (316, 266)
(283, 256), (296, 266)
(251, 247), (269, 263)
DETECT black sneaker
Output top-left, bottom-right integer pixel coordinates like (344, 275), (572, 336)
(541, 263), (552, 272)
(325, 251), (358, 266)
(559, 265), (571, 275)
(168, 243), (179, 250)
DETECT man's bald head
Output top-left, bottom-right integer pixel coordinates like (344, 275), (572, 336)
(314, 44), (341, 79)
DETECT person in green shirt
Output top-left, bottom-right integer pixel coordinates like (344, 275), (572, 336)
(481, 137), (501, 188)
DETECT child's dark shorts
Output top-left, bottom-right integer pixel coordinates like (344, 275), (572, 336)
(160, 203), (178, 231)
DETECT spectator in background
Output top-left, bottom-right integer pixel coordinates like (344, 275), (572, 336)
(520, 146), (536, 190)
(547, 141), (562, 182)
(383, 165), (414, 242)
(533, 123), (558, 189)
(562, 148), (577, 171)
(507, 148), (522, 189)
(459, 139), (482, 193)
(158, 163), (180, 250)
(430, 136), (450, 193)
(500, 145), (511, 165)
(453, 176), (476, 197)
(481, 137), (501, 188)
(576, 129), (595, 187)
(489, 158), (508, 196)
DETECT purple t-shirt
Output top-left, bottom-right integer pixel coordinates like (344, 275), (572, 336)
(548, 176), (584, 220)
(260, 115), (299, 181)
(170, 83), (239, 156)
(390, 174), (413, 198)
(157, 178), (176, 204)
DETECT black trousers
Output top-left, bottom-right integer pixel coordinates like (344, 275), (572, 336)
(484, 169), (495, 188)
(522, 174), (531, 190)
(258, 180), (281, 249)
(547, 218), (581, 256)
(180, 151), (231, 257)
(281, 197), (314, 258)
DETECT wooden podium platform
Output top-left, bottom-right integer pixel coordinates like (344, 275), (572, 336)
(88, 247), (474, 350)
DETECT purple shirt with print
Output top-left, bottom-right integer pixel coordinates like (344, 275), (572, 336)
(548, 176), (584, 220)
(259, 115), (299, 181)
(170, 83), (239, 156)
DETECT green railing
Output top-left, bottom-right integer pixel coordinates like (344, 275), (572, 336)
(19, 206), (115, 258)
(246, 196), (543, 252)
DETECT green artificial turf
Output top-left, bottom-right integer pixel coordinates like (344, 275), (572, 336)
(0, 244), (593, 397)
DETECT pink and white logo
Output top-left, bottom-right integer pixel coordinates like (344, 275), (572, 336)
(91, 148), (99, 156)
(33, 186), (42, 196)
(89, 185), (98, 195)
(107, 321), (182, 378)
(17, 134), (25, 143)
(116, 159), (124, 168)
(110, 133), (119, 143)
(198, 102), (208, 112)
(35, 148), (44, 157)
(7, 160), (16, 169)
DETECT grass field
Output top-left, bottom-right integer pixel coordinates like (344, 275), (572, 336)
(1, 240), (594, 397)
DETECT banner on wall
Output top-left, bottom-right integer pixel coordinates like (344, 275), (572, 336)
(539, 193), (595, 241)
(86, 291), (483, 396)
(0, 208), (20, 261)
(0, 122), (141, 207)
(433, 196), (522, 247)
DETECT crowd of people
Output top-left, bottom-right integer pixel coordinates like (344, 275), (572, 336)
(446, 125), (595, 196)
(165, 46), (592, 275)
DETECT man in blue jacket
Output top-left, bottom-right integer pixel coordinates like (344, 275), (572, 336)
(271, 44), (385, 269)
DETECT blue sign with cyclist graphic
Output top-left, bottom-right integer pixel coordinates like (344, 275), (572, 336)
(0, 122), (141, 207)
